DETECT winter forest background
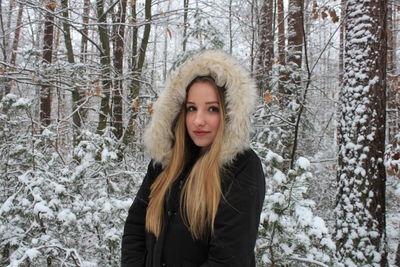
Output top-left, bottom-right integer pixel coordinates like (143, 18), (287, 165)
(0, 0), (399, 266)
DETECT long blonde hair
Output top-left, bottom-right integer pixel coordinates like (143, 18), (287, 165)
(146, 76), (226, 239)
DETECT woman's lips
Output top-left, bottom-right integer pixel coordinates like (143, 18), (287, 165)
(193, 131), (209, 136)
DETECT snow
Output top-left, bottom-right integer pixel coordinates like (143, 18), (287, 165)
(57, 209), (77, 224)
(3, 93), (18, 101)
(395, 185), (400, 197)
(12, 97), (30, 108)
(273, 170), (286, 184)
(25, 248), (40, 260)
(33, 202), (54, 218)
(265, 150), (284, 163)
(296, 157), (310, 170)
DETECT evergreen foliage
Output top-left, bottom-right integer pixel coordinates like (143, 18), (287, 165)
(0, 95), (143, 266)
(253, 141), (336, 266)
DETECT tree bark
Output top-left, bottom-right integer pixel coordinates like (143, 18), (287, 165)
(338, 0), (345, 84)
(112, 0), (127, 140)
(396, 236), (400, 267)
(80, 0), (90, 63)
(277, 0), (285, 65)
(286, 0), (303, 71)
(123, 0), (152, 147)
(228, 0), (233, 54)
(249, 0), (256, 73)
(95, 0), (112, 134)
(387, 0), (398, 142)
(130, 1), (137, 70)
(279, 0), (303, 98)
(0, 0), (7, 63)
(1, 2), (23, 101)
(183, 0), (189, 52)
(163, 0), (172, 81)
(40, 1), (56, 128)
(61, 0), (85, 146)
(335, 0), (387, 265)
(276, 0), (304, 167)
(256, 0), (274, 96)
(9, 3), (23, 67)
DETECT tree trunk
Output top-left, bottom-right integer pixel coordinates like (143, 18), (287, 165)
(183, 0), (189, 52)
(286, 0), (303, 70)
(276, 0), (304, 167)
(276, 0), (287, 96)
(1, 2), (23, 101)
(387, 0), (398, 142)
(9, 2), (23, 67)
(396, 236), (400, 267)
(130, 1), (137, 70)
(256, 0), (274, 96)
(40, 1), (56, 128)
(228, 0), (233, 54)
(112, 0), (127, 140)
(280, 0), (303, 98)
(61, 0), (85, 146)
(249, 0), (256, 73)
(0, 0), (7, 63)
(277, 0), (285, 65)
(335, 0), (387, 266)
(163, 0), (172, 81)
(338, 0), (345, 84)
(80, 0), (90, 63)
(96, 0), (112, 134)
(123, 0), (152, 147)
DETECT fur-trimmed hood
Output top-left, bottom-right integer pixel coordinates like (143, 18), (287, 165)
(143, 50), (257, 166)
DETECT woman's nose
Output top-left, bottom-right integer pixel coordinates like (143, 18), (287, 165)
(194, 111), (205, 126)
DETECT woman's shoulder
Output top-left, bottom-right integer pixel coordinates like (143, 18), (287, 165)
(229, 148), (262, 172)
(221, 148), (265, 200)
(144, 159), (164, 183)
(223, 148), (264, 184)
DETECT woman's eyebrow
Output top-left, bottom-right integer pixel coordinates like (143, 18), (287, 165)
(186, 101), (219, 105)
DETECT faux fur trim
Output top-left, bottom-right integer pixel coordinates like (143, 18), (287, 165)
(143, 50), (257, 166)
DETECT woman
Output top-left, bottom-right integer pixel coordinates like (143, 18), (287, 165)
(121, 50), (265, 267)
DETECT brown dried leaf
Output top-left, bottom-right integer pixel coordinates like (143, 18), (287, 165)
(264, 91), (271, 104)
(48, 1), (57, 10)
(147, 103), (153, 114)
(166, 28), (172, 39)
(133, 99), (140, 112)
(329, 9), (338, 23)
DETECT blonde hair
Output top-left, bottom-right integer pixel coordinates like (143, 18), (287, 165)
(146, 76), (226, 239)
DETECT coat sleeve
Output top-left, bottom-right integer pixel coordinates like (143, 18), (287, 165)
(121, 160), (159, 267)
(200, 152), (265, 267)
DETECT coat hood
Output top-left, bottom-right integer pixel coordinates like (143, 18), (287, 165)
(143, 50), (257, 166)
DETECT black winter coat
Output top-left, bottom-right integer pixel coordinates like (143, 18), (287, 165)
(121, 148), (265, 267)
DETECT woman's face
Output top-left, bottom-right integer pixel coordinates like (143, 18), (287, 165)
(185, 82), (221, 152)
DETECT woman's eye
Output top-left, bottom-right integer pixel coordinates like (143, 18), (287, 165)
(186, 106), (196, 112)
(209, 106), (220, 112)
